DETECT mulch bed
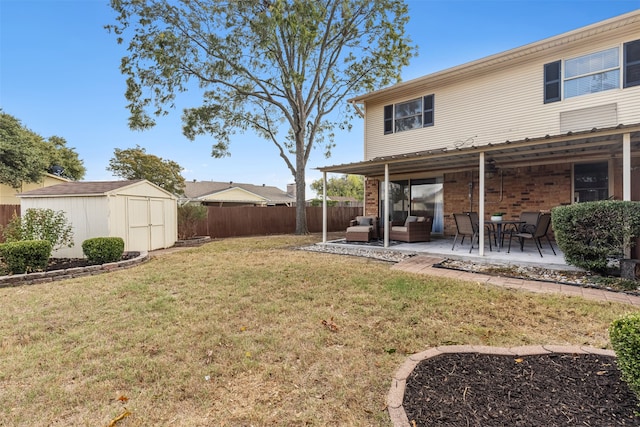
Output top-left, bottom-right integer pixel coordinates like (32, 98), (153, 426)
(403, 352), (640, 426)
(46, 253), (139, 271)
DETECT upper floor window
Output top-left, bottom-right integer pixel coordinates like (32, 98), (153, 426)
(544, 39), (639, 103)
(565, 47), (619, 98)
(384, 95), (434, 134)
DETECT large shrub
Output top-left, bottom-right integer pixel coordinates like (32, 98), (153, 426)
(552, 201), (640, 274)
(177, 203), (207, 239)
(82, 237), (125, 264)
(2, 208), (74, 251)
(610, 312), (640, 407)
(0, 240), (52, 274)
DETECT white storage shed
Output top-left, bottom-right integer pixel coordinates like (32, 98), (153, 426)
(18, 180), (177, 258)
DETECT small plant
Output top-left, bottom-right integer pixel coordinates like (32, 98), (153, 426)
(2, 208), (74, 251)
(0, 240), (52, 274)
(82, 237), (125, 264)
(609, 312), (640, 407)
(492, 212), (504, 216)
(177, 203), (208, 239)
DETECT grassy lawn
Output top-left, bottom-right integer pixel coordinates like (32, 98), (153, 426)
(0, 235), (635, 426)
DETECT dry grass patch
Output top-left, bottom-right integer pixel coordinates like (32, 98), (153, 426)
(0, 235), (635, 426)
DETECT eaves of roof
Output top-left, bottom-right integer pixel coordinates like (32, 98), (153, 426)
(349, 10), (640, 104)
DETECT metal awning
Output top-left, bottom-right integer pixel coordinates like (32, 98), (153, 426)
(318, 123), (640, 254)
(318, 124), (640, 177)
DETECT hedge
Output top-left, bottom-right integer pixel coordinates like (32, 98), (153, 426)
(0, 240), (52, 274)
(82, 237), (125, 264)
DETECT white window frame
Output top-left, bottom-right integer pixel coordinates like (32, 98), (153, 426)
(564, 47), (620, 99)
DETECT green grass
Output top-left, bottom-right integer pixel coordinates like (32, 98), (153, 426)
(0, 234), (635, 426)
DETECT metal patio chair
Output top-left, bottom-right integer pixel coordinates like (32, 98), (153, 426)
(507, 212), (556, 257)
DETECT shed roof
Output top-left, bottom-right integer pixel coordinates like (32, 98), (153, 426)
(18, 179), (152, 197)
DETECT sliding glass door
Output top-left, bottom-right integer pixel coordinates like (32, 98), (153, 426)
(380, 177), (444, 234)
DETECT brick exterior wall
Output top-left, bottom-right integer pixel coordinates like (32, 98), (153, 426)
(364, 164), (576, 236)
(362, 158), (639, 236)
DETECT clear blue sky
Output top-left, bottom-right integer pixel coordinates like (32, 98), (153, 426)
(1, 0), (639, 196)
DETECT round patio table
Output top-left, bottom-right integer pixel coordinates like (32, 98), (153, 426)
(485, 219), (525, 252)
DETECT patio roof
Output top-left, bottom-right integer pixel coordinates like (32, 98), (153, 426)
(318, 124), (640, 177)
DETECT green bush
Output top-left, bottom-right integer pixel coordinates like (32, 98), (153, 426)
(177, 203), (207, 239)
(0, 240), (52, 274)
(552, 201), (640, 274)
(82, 237), (125, 264)
(2, 208), (74, 251)
(610, 312), (640, 406)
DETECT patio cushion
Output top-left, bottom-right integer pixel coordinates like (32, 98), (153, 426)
(347, 225), (372, 232)
(357, 216), (373, 226)
(404, 215), (418, 226)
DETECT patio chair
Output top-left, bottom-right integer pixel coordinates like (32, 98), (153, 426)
(345, 216), (377, 242)
(389, 215), (432, 243)
(452, 213), (492, 253)
(501, 211), (540, 245)
(507, 212), (556, 257)
(466, 211), (498, 245)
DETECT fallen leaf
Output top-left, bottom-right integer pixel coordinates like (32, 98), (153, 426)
(108, 408), (131, 427)
(321, 317), (339, 332)
(514, 358), (524, 363)
(117, 395), (129, 403)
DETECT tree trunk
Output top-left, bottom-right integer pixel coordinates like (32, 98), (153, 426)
(294, 166), (308, 234)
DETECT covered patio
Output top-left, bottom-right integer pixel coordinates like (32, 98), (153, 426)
(320, 233), (569, 269)
(318, 124), (640, 258)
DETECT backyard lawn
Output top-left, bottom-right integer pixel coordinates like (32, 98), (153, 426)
(0, 235), (635, 426)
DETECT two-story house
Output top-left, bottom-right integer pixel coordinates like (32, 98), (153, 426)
(320, 10), (640, 250)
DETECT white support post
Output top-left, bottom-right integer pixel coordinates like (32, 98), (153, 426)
(322, 171), (327, 243)
(623, 133), (631, 201)
(384, 163), (390, 248)
(479, 152), (485, 256)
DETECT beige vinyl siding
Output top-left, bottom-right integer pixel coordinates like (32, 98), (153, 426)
(364, 26), (640, 160)
(20, 196), (110, 259)
(201, 187), (266, 203)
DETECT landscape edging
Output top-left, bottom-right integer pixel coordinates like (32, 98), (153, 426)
(0, 251), (149, 288)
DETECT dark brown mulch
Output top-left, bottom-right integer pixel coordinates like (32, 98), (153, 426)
(46, 258), (94, 270)
(403, 353), (640, 426)
(46, 253), (139, 271)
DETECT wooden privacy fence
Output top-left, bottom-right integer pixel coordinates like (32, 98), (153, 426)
(189, 206), (362, 239)
(0, 205), (20, 242)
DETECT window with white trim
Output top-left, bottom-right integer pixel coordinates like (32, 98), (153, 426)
(384, 95), (434, 134)
(564, 47), (620, 98)
(543, 39), (639, 103)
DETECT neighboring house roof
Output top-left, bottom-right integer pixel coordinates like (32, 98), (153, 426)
(182, 181), (295, 205)
(17, 179), (175, 199)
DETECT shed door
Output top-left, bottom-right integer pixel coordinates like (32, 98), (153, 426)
(127, 197), (167, 251)
(149, 198), (166, 250)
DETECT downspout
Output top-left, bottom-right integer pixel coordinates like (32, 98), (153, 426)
(349, 100), (365, 118)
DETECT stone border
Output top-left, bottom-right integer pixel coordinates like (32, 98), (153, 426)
(0, 251), (149, 288)
(388, 345), (616, 427)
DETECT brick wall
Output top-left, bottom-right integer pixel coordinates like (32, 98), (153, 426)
(364, 163), (576, 236)
(364, 178), (379, 217)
